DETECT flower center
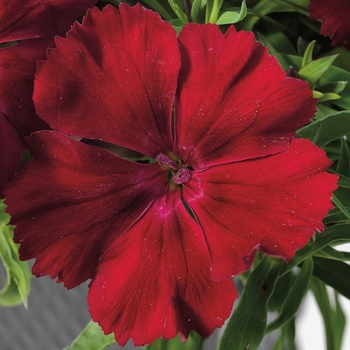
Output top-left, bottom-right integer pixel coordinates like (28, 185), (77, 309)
(156, 153), (191, 185)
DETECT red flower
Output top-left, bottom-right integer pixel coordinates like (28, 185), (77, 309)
(0, 0), (96, 196)
(0, 113), (23, 199)
(309, 0), (350, 49)
(4, 4), (337, 346)
(0, 0), (97, 135)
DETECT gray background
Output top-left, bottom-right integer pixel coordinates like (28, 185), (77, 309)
(0, 272), (221, 350)
(1, 266), (279, 350)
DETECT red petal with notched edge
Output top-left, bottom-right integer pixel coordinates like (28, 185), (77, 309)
(175, 24), (316, 169)
(0, 39), (50, 135)
(0, 0), (96, 43)
(88, 189), (237, 346)
(4, 131), (165, 289)
(0, 112), (23, 198)
(309, 0), (350, 49)
(183, 138), (337, 280)
(34, 4), (180, 157)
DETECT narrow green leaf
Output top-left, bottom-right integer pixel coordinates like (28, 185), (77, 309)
(63, 321), (115, 350)
(218, 256), (283, 350)
(141, 0), (174, 21)
(310, 278), (339, 350)
(336, 173), (350, 189)
(316, 104), (339, 119)
(266, 257), (313, 333)
(336, 137), (350, 177)
(216, 1), (247, 25)
(284, 318), (297, 350)
(145, 332), (205, 350)
(298, 55), (338, 86)
(332, 194), (350, 221)
(319, 64), (350, 111)
(313, 257), (350, 300)
(281, 224), (350, 276)
(317, 245), (350, 261)
(208, 0), (224, 23)
(169, 18), (184, 33)
(168, 0), (188, 24)
(255, 32), (290, 69)
(313, 90), (324, 99)
(318, 81), (348, 94)
(301, 40), (316, 67)
(297, 110), (350, 148)
(191, 0), (204, 23)
(334, 292), (346, 350)
(318, 92), (342, 103)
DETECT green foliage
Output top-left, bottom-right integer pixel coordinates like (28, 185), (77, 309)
(266, 257), (313, 333)
(310, 278), (346, 350)
(216, 1), (247, 25)
(0, 200), (31, 307)
(145, 332), (205, 350)
(218, 256), (283, 350)
(63, 321), (115, 350)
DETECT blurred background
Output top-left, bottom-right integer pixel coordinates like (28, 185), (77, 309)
(2, 270), (349, 350)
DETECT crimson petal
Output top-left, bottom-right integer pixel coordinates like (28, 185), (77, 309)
(34, 4), (180, 157)
(0, 112), (23, 198)
(4, 131), (165, 288)
(0, 0), (96, 43)
(309, 0), (350, 49)
(183, 139), (337, 279)
(88, 189), (236, 346)
(0, 39), (50, 135)
(175, 24), (315, 169)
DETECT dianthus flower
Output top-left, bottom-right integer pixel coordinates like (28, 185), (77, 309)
(309, 0), (350, 49)
(0, 113), (23, 199)
(0, 0), (96, 196)
(4, 4), (338, 346)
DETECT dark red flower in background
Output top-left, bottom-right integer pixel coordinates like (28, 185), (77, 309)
(0, 0), (96, 196)
(0, 113), (23, 199)
(4, 4), (338, 346)
(309, 0), (350, 49)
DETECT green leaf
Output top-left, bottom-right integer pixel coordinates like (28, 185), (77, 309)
(317, 81), (348, 94)
(63, 321), (115, 350)
(283, 318), (297, 350)
(207, 0), (224, 23)
(191, 0), (204, 23)
(255, 32), (291, 69)
(318, 92), (342, 103)
(141, 0), (174, 21)
(280, 224), (350, 276)
(298, 55), (338, 86)
(145, 332), (205, 350)
(266, 257), (313, 333)
(332, 194), (350, 221)
(310, 278), (346, 350)
(218, 256), (283, 350)
(0, 200), (31, 307)
(312, 257), (350, 300)
(169, 18), (184, 33)
(239, 0), (308, 31)
(297, 110), (350, 148)
(336, 137), (350, 177)
(319, 65), (350, 111)
(317, 245), (350, 261)
(301, 40), (316, 67)
(216, 1), (247, 25)
(334, 292), (346, 350)
(336, 173), (350, 189)
(168, 0), (188, 24)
